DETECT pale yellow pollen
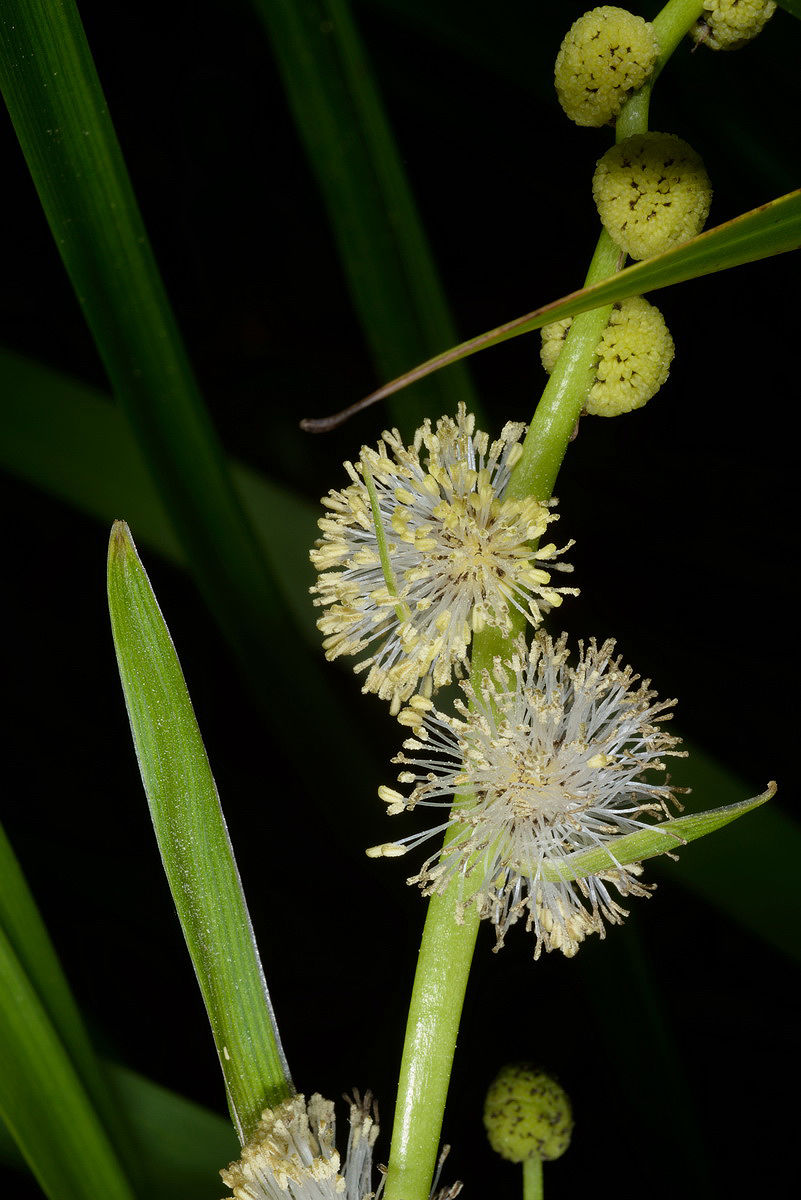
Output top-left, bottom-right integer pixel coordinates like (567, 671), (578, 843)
(366, 842), (408, 858)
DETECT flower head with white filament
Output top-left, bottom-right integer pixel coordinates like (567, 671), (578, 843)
(220, 1092), (380, 1200)
(369, 634), (684, 957)
(311, 406), (576, 711)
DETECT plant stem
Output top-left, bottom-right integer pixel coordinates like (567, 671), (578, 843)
(523, 1156), (544, 1200)
(383, 887), (480, 1200)
(383, 5), (707, 1197)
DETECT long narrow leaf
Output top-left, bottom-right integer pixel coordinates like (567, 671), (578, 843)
(542, 785), (775, 882)
(0, 825), (139, 1186)
(251, 0), (479, 432)
(303, 189), (801, 425)
(0, 927), (136, 1200)
(0, 0), (291, 698)
(107, 521), (291, 1142)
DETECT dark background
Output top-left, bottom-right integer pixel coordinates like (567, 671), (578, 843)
(1, 2), (799, 1198)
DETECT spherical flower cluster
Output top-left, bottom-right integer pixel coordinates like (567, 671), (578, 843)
(541, 296), (675, 416)
(593, 132), (712, 260)
(369, 633), (683, 958)
(694, 0), (776, 50)
(311, 405), (576, 711)
(484, 1064), (573, 1163)
(555, 6), (660, 127)
(220, 1093), (379, 1200)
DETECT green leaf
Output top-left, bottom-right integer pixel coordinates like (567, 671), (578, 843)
(777, 0), (801, 20)
(541, 784), (775, 883)
(323, 189), (801, 421)
(107, 522), (292, 1142)
(0, 926), (136, 1200)
(250, 0), (480, 433)
(0, 824), (143, 1191)
(0, 0), (291, 696)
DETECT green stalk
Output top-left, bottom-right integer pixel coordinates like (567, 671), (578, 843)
(384, 7), (706, 1198)
(523, 1156), (544, 1200)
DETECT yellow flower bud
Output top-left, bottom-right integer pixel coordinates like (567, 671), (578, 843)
(540, 297), (674, 416)
(554, 7), (660, 127)
(694, 0), (777, 50)
(593, 132), (712, 260)
(483, 1063), (573, 1163)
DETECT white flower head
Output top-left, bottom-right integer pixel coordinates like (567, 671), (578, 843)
(220, 1092), (380, 1200)
(370, 633), (684, 958)
(311, 405), (576, 711)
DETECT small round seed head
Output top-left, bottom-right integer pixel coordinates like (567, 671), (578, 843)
(484, 1063), (573, 1163)
(555, 7), (660, 127)
(593, 132), (712, 260)
(540, 297), (674, 416)
(693, 0), (776, 50)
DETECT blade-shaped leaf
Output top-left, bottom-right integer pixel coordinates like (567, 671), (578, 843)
(0, 926), (136, 1200)
(541, 784), (775, 883)
(107, 521), (291, 1142)
(0, 0), (291, 699)
(777, 1), (801, 19)
(307, 190), (801, 424)
(250, 0), (480, 433)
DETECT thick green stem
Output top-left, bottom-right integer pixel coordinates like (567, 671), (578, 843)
(384, 889), (480, 1200)
(505, 230), (621, 503)
(523, 1156), (544, 1200)
(383, 6), (706, 1198)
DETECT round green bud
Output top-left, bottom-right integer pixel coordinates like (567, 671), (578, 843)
(483, 1063), (573, 1163)
(592, 132), (712, 260)
(693, 0), (776, 51)
(540, 296), (674, 417)
(555, 7), (660, 127)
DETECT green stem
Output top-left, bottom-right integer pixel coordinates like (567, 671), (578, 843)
(383, 5), (706, 1198)
(384, 889), (480, 1200)
(616, 0), (704, 139)
(523, 1156), (544, 1200)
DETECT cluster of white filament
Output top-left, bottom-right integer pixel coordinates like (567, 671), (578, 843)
(220, 1093), (380, 1200)
(370, 634), (683, 957)
(311, 405), (575, 711)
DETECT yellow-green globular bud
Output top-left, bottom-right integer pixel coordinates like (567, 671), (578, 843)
(693, 0), (777, 50)
(541, 296), (674, 417)
(555, 7), (660, 127)
(483, 1063), (573, 1163)
(592, 132), (712, 260)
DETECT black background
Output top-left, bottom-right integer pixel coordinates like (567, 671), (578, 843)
(1, 2), (799, 1198)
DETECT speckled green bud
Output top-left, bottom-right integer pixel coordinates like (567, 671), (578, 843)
(483, 1063), (573, 1163)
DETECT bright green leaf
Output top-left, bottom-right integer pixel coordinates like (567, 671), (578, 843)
(541, 784), (775, 883)
(107, 522), (292, 1142)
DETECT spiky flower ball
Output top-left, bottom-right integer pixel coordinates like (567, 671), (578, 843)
(220, 1092), (379, 1200)
(541, 297), (674, 416)
(694, 0), (776, 50)
(484, 1064), (573, 1163)
(311, 405), (576, 711)
(593, 132), (712, 260)
(369, 633), (683, 958)
(555, 6), (660, 126)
